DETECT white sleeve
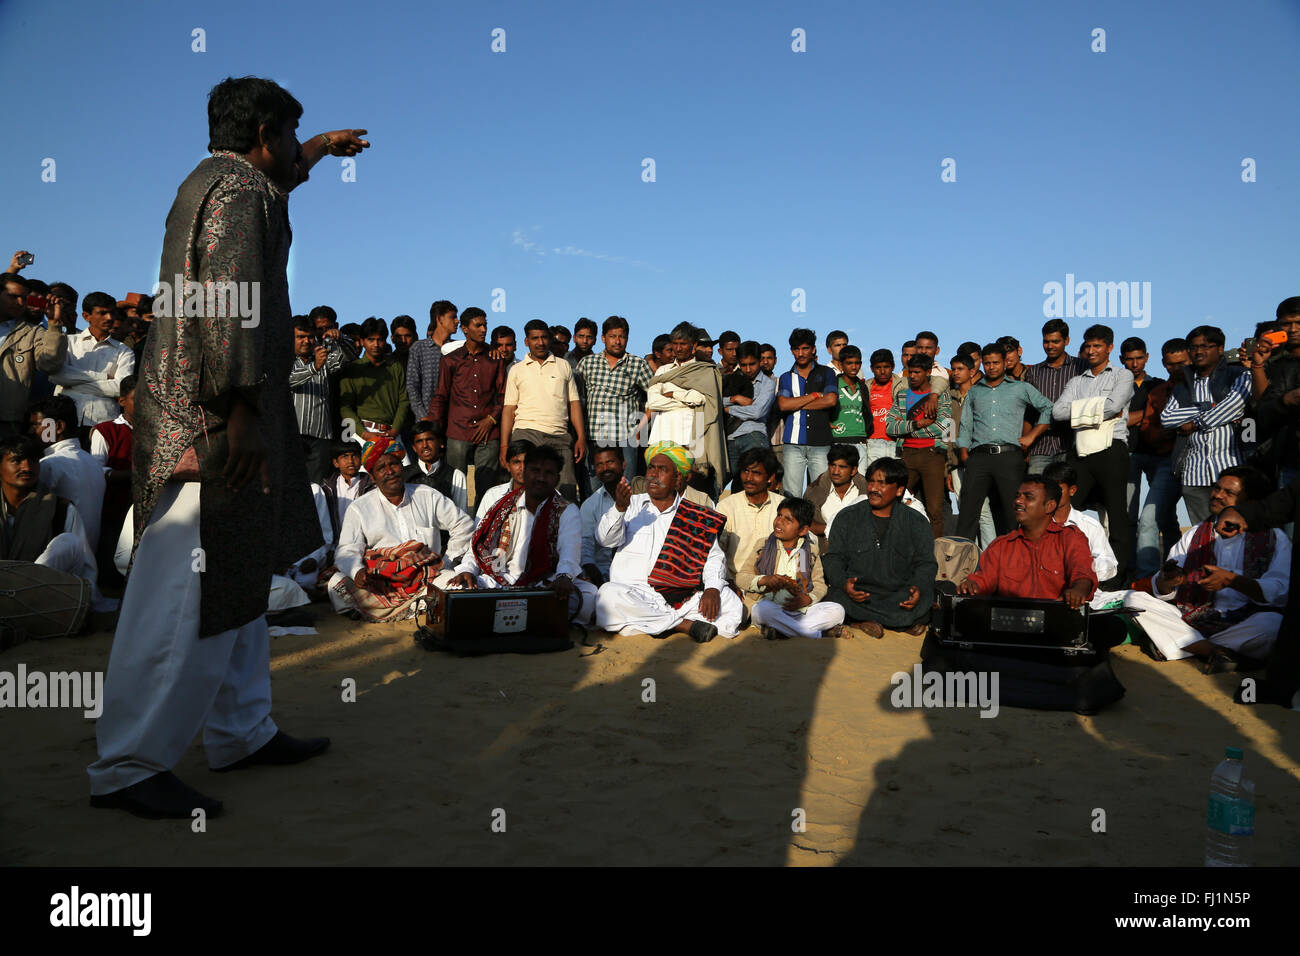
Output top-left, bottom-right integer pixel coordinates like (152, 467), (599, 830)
(597, 499), (630, 549)
(450, 469), (469, 514)
(89, 429), (109, 467)
(555, 504), (583, 579)
(1087, 521), (1118, 583)
(334, 501), (368, 579)
(115, 506), (134, 577)
(702, 536), (727, 591)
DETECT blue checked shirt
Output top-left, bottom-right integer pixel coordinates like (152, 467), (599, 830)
(576, 350), (654, 448)
(1159, 367), (1250, 485)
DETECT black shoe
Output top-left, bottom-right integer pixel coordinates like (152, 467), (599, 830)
(1202, 650), (1238, 675)
(90, 771), (223, 819)
(689, 621), (717, 644)
(211, 731), (330, 772)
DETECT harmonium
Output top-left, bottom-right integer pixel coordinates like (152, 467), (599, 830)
(417, 585), (570, 653)
(933, 592), (1097, 658)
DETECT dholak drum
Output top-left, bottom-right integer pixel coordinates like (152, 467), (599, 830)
(0, 560), (92, 641)
(415, 585), (571, 654)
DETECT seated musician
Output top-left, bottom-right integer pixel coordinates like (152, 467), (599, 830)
(328, 450), (473, 621)
(736, 497), (847, 639)
(404, 419), (469, 514)
(957, 476), (1097, 609)
(0, 435), (97, 585)
(1118, 466), (1289, 671)
(447, 444), (597, 623)
(823, 456), (936, 638)
(594, 441), (742, 642)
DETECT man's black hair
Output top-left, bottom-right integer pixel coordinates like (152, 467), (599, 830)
(1219, 465), (1272, 504)
(491, 325), (516, 344)
(429, 300), (457, 322)
(207, 76), (303, 153)
(574, 317), (598, 336)
(915, 330), (939, 345)
(839, 344), (862, 362)
(0, 434), (41, 465)
(120, 374), (137, 397)
(1275, 297), (1300, 321)
(293, 315), (313, 335)
(958, 340), (981, 357)
(778, 496), (815, 529)
(996, 335), (1020, 351)
(949, 353), (974, 370)
(1020, 475), (1062, 505)
(308, 305), (338, 324)
(460, 307), (487, 325)
(1120, 336), (1146, 354)
(1186, 325), (1226, 349)
(603, 315), (630, 336)
(36, 395), (77, 433)
(869, 348), (894, 366)
(359, 317), (386, 340)
(525, 443), (565, 473)
(81, 291), (116, 314)
(718, 330), (741, 347)
(736, 446), (779, 478)
(866, 456), (908, 488)
(906, 353), (932, 371)
(1161, 337), (1189, 357)
(760, 343), (777, 356)
(48, 282), (78, 310)
(980, 342), (1007, 358)
(392, 315), (417, 335)
(1042, 319), (1070, 338)
(827, 443), (860, 469)
(825, 329), (848, 347)
(788, 328), (816, 349)
(1082, 324), (1114, 346)
(549, 324), (571, 340)
(0, 273), (28, 292)
(411, 419), (445, 441)
(506, 438), (536, 460)
(524, 318), (550, 336)
(651, 332), (671, 352)
(738, 340), (761, 361)
(1042, 461), (1079, 487)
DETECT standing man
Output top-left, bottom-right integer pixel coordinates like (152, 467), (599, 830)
(825, 330), (849, 375)
(717, 330), (742, 375)
(645, 322), (728, 492)
(1161, 325), (1250, 526)
(490, 325), (518, 365)
(577, 315), (654, 478)
(1024, 319), (1087, 475)
(863, 349), (900, 473)
(955, 343), (1055, 539)
(289, 316), (351, 484)
(913, 331), (949, 382)
(1131, 339), (1188, 576)
(645, 333), (672, 375)
(0, 272), (67, 437)
(946, 354), (995, 548)
(89, 77), (367, 817)
(828, 345), (870, 468)
(499, 319), (587, 501)
(1121, 335), (1167, 575)
(886, 353), (953, 539)
(722, 340), (775, 469)
(998, 336), (1027, 381)
(1051, 324), (1135, 584)
(777, 327), (839, 497)
(339, 316), (411, 469)
(48, 291), (134, 441)
(431, 306), (506, 498)
(405, 300), (458, 423)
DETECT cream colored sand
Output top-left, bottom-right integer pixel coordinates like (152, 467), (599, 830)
(2, 604), (1297, 866)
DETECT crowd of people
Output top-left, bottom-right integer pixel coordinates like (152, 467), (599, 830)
(4, 74), (1298, 822)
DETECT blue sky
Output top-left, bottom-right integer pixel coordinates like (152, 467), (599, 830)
(3, 0), (1297, 360)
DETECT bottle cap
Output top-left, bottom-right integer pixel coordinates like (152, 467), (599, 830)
(1225, 746), (1243, 759)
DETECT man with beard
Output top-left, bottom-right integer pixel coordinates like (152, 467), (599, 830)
(595, 441), (740, 642)
(823, 456), (936, 638)
(716, 446), (784, 580)
(88, 77), (369, 818)
(449, 444), (596, 624)
(580, 446), (626, 586)
(577, 315), (653, 479)
(329, 450), (471, 621)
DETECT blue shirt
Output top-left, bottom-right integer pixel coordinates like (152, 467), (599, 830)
(778, 364), (839, 446)
(957, 377), (1055, 450)
(724, 371), (776, 438)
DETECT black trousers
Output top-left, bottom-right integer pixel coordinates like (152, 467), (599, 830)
(1067, 440), (1130, 585)
(300, 434), (335, 486)
(957, 449), (1025, 538)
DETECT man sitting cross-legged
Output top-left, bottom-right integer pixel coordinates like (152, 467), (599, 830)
(823, 456), (937, 638)
(958, 476), (1097, 607)
(328, 450), (472, 622)
(447, 444), (597, 624)
(0, 434), (97, 585)
(1118, 466), (1289, 672)
(715, 446), (784, 580)
(737, 496), (847, 639)
(595, 441), (742, 642)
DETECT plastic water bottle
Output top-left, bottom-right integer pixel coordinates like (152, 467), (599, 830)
(1205, 747), (1255, 866)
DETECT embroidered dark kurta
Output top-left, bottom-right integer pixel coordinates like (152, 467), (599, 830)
(133, 151), (319, 636)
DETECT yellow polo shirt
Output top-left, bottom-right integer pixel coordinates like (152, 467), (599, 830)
(504, 353), (580, 434)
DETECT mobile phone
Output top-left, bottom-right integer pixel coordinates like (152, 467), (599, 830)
(25, 294), (47, 311)
(1263, 329), (1288, 347)
(16, 252), (34, 267)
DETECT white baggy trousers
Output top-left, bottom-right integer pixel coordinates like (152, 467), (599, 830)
(87, 483), (278, 795)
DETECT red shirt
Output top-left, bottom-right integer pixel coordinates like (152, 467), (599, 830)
(868, 380), (893, 439)
(965, 521), (1097, 600)
(428, 346), (507, 442)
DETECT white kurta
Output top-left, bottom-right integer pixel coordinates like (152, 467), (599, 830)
(39, 438), (106, 551)
(820, 484), (862, 540)
(333, 483), (474, 580)
(1114, 524), (1290, 661)
(453, 494), (595, 624)
(747, 538), (845, 638)
(88, 482), (278, 794)
(412, 459), (469, 513)
(27, 500), (98, 585)
(1061, 506), (1118, 583)
(646, 362), (706, 447)
(330, 473), (368, 529)
(594, 492), (742, 637)
(48, 328), (135, 426)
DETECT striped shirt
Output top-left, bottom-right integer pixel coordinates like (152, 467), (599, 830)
(1160, 367), (1250, 486)
(576, 350), (654, 448)
(289, 340), (349, 439)
(1051, 363), (1136, 445)
(405, 337), (457, 421)
(778, 364), (839, 445)
(1023, 356), (1087, 457)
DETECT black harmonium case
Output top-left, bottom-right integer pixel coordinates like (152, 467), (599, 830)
(416, 585), (571, 655)
(932, 592), (1097, 658)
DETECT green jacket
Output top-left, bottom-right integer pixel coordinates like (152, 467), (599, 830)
(338, 357), (411, 434)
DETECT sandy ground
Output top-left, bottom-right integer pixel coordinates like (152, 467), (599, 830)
(3, 598), (1298, 867)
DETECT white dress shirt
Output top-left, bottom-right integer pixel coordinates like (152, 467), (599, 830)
(39, 438), (106, 550)
(475, 481), (517, 521)
(820, 483), (862, 539)
(413, 459), (468, 513)
(580, 483), (619, 575)
(455, 492), (582, 583)
(1060, 507), (1118, 582)
(334, 483), (474, 580)
(89, 414), (132, 475)
(598, 492), (727, 591)
(49, 329), (135, 426)
(332, 473), (369, 528)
